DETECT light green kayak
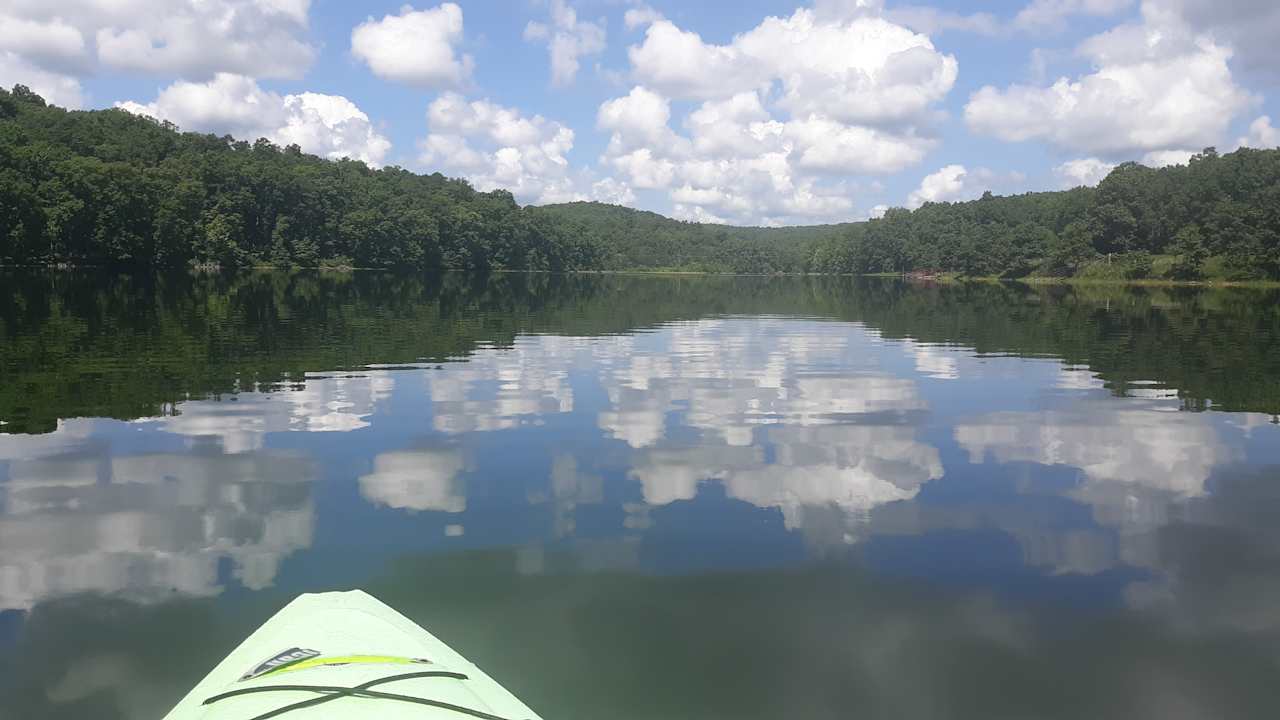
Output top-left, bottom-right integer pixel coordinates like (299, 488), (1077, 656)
(163, 590), (543, 720)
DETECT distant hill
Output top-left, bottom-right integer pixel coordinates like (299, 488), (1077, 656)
(0, 84), (827, 274)
(807, 147), (1280, 281)
(530, 201), (849, 272)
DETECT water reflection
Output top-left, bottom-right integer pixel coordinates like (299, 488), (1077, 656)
(0, 421), (314, 611)
(0, 318), (1270, 586)
(427, 341), (577, 434)
(902, 339), (961, 380)
(136, 371), (397, 452)
(951, 399), (1238, 583)
(3, 273), (1280, 719)
(955, 398), (1235, 497)
(398, 318), (945, 545)
(359, 448), (467, 513)
(1124, 465), (1280, 636)
(13, 538), (1280, 720)
(631, 423), (942, 534)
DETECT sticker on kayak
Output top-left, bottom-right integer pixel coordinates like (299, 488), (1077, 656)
(240, 648), (321, 681)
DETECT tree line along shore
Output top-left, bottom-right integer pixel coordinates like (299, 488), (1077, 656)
(2, 84), (1278, 281)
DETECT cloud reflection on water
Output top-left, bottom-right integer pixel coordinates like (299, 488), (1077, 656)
(0, 422), (314, 610)
(1, 315), (1277, 623)
(132, 371), (397, 452)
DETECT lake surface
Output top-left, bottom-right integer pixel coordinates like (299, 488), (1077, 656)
(2, 271), (1280, 720)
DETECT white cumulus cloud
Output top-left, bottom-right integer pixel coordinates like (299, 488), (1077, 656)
(1147, 0), (1280, 79)
(1141, 149), (1196, 167)
(591, 177), (636, 205)
(523, 0), (606, 87)
(1237, 116), (1279, 149)
(597, 85), (684, 154)
(786, 117), (932, 175)
(0, 14), (89, 73)
(0, 52), (84, 108)
(1055, 158), (1117, 187)
(594, 4), (957, 225)
(419, 92), (583, 204)
(0, 1), (316, 106)
(623, 4), (664, 30)
(906, 164), (969, 208)
(117, 74), (391, 165)
(351, 3), (472, 88)
(965, 3), (1252, 160)
(741, 12), (957, 125)
(626, 20), (756, 100)
(95, 0), (314, 78)
(627, 10), (956, 125)
(1, 0), (315, 80)
(900, 164), (1025, 209)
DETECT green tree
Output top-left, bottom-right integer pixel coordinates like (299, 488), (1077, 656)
(1170, 225), (1208, 280)
(1047, 222), (1096, 274)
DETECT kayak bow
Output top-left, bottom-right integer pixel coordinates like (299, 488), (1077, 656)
(162, 590), (543, 720)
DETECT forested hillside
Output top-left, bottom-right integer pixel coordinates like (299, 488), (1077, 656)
(810, 148), (1280, 280)
(0, 85), (820, 273)
(2, 84), (1279, 279)
(0, 85), (604, 272)
(530, 202), (843, 273)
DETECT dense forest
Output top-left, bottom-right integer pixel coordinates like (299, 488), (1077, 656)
(0, 86), (609, 272)
(1, 84), (1279, 278)
(811, 149), (1280, 280)
(0, 85), (818, 273)
(530, 202), (846, 273)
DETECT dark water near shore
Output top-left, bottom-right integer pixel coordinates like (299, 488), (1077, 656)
(2, 271), (1280, 719)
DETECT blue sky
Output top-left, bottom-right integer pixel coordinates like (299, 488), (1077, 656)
(1, 0), (1277, 225)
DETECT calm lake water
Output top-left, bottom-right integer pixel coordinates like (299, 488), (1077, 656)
(2, 271), (1280, 719)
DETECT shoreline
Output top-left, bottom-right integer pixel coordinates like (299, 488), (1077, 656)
(5, 263), (1280, 288)
(899, 274), (1280, 289)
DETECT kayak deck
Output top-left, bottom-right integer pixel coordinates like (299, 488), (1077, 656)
(163, 590), (541, 720)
